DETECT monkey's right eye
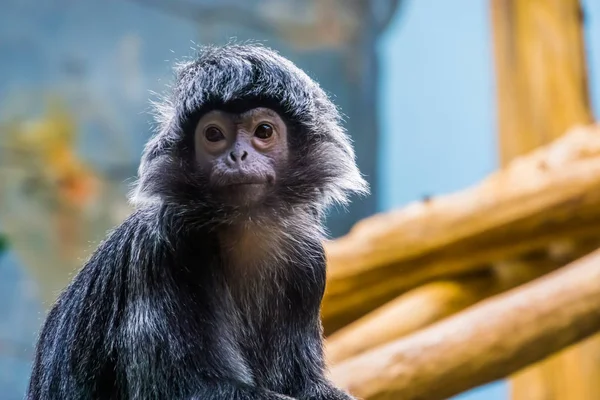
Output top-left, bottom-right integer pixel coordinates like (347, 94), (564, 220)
(204, 127), (225, 142)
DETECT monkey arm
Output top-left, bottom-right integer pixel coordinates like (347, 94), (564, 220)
(26, 214), (135, 400)
(300, 385), (356, 400)
(189, 378), (297, 400)
(282, 243), (356, 400)
(292, 336), (356, 400)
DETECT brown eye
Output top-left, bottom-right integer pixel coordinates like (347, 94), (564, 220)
(204, 126), (225, 142)
(254, 123), (274, 139)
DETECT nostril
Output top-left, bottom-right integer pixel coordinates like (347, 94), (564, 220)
(229, 151), (237, 162)
(240, 151), (248, 161)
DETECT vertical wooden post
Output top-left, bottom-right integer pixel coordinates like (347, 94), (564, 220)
(491, 0), (592, 163)
(490, 0), (599, 399)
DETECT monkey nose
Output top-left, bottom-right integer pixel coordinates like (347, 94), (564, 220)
(228, 150), (248, 164)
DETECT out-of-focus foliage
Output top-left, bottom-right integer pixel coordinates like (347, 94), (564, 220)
(2, 97), (100, 209)
(0, 93), (131, 306)
(0, 233), (8, 255)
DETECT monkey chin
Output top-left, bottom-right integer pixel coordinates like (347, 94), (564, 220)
(218, 183), (270, 209)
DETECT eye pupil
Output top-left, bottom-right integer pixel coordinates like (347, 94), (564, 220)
(205, 127), (225, 142)
(255, 124), (273, 139)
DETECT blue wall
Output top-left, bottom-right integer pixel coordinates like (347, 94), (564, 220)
(377, 0), (600, 399)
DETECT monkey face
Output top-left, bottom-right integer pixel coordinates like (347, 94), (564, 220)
(131, 45), (369, 216)
(194, 107), (289, 207)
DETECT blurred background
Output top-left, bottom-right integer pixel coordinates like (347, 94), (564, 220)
(1, 0), (599, 399)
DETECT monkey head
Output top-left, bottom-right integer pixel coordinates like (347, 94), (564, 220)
(131, 44), (368, 222)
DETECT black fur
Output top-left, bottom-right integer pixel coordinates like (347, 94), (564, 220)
(26, 43), (368, 400)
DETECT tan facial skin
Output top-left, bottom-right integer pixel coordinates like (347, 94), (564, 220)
(194, 107), (289, 206)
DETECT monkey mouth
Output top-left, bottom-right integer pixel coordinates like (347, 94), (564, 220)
(222, 179), (268, 187)
(227, 180), (266, 185)
(214, 173), (274, 188)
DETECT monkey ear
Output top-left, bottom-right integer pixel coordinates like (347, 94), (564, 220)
(310, 140), (370, 211)
(302, 90), (369, 207)
(329, 164), (370, 208)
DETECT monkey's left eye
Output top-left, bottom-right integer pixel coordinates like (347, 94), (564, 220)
(205, 127), (225, 142)
(254, 123), (274, 139)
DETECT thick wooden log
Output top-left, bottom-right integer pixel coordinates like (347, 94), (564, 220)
(326, 272), (498, 365)
(322, 124), (600, 333)
(325, 244), (590, 364)
(329, 247), (600, 400)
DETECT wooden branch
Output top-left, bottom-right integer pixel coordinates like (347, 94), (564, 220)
(325, 238), (600, 364)
(326, 272), (497, 364)
(329, 247), (600, 400)
(322, 124), (600, 332)
(325, 252), (566, 364)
